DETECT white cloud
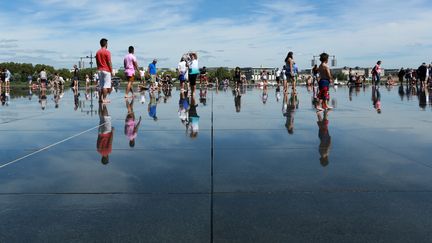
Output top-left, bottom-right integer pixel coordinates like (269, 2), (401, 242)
(0, 0), (430, 70)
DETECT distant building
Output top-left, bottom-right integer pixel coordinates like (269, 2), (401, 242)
(241, 67), (276, 81)
(330, 67), (385, 78)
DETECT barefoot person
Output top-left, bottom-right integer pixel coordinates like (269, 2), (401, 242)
(178, 57), (187, 92)
(39, 68), (48, 88)
(372, 61), (382, 86)
(317, 53), (333, 111)
(148, 59), (158, 90)
(3, 69), (11, 88)
(96, 38), (113, 103)
(284, 51), (295, 93)
(124, 46), (140, 98)
(72, 65), (79, 89)
(187, 52), (199, 95)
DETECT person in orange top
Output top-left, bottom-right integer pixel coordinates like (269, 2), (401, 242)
(97, 104), (114, 165)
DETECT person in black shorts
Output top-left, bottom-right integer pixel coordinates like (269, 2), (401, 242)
(72, 65), (79, 89)
(234, 67), (241, 90)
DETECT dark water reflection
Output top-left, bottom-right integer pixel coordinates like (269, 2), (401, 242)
(1, 83), (432, 243)
(1, 83), (432, 169)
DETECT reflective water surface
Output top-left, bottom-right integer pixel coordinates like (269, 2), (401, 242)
(0, 84), (432, 242)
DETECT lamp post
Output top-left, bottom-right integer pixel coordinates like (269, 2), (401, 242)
(311, 55), (337, 67)
(78, 53), (95, 112)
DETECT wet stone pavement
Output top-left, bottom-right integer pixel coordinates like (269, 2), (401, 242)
(0, 84), (432, 242)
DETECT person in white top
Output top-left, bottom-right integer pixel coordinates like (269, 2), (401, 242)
(39, 68), (48, 87)
(178, 57), (188, 92)
(275, 68), (281, 85)
(4, 69), (11, 87)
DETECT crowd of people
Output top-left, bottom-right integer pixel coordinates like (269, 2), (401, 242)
(1, 38), (431, 166)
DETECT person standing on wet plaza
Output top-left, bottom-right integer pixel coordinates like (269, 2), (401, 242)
(124, 98), (142, 148)
(72, 64), (79, 89)
(96, 38), (113, 104)
(371, 60), (382, 86)
(417, 62), (428, 88)
(348, 68), (354, 85)
(148, 59), (158, 90)
(275, 68), (281, 86)
(85, 74), (90, 88)
(260, 70), (268, 87)
(234, 67), (242, 90)
(3, 68), (11, 88)
(187, 52), (200, 95)
(200, 66), (208, 85)
(178, 57), (188, 92)
(124, 46), (140, 98)
(317, 110), (331, 167)
(312, 64), (319, 86)
(39, 68), (48, 88)
(97, 104), (114, 165)
(398, 68), (406, 85)
(284, 51), (295, 94)
(317, 53), (333, 111)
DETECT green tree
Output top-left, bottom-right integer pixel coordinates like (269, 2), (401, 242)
(211, 67), (232, 81)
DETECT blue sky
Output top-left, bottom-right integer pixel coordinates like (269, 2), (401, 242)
(0, 0), (431, 70)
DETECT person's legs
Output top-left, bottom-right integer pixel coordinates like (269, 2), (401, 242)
(125, 76), (134, 98)
(190, 74), (197, 95)
(375, 74), (381, 86)
(292, 76), (297, 92)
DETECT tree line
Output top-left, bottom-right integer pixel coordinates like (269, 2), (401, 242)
(0, 62), (235, 83)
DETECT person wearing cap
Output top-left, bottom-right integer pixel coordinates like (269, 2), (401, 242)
(148, 59), (158, 89)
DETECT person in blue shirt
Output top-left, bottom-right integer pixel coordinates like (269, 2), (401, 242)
(148, 59), (158, 89)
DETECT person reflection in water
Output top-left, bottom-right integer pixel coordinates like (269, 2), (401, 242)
(73, 87), (80, 111)
(261, 85), (268, 104)
(188, 95), (199, 138)
(97, 104), (114, 165)
(283, 91), (298, 134)
(148, 90), (158, 121)
(371, 85), (381, 114)
(178, 91), (189, 127)
(124, 98), (142, 148)
(199, 86), (207, 106)
(419, 85), (428, 110)
(234, 87), (241, 113)
(317, 110), (331, 167)
(39, 87), (47, 110)
(275, 85), (281, 102)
